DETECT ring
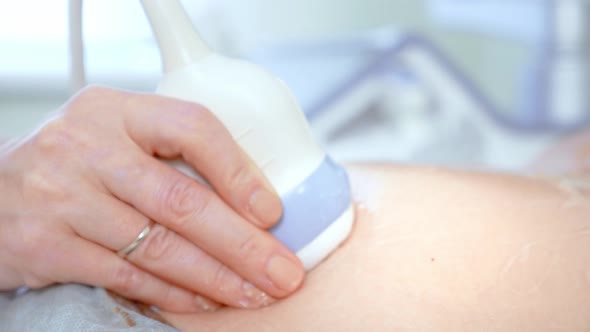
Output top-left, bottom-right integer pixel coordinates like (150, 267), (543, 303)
(117, 223), (152, 257)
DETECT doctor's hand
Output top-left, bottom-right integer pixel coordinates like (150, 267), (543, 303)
(0, 86), (304, 313)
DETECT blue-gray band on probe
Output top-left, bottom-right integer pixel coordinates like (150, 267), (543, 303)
(270, 157), (352, 252)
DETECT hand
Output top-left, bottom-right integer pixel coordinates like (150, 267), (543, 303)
(0, 86), (304, 312)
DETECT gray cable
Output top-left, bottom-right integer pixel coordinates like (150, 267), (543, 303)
(68, 0), (86, 93)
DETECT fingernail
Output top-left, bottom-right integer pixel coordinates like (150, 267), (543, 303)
(194, 295), (219, 312)
(249, 189), (282, 226)
(239, 281), (274, 309)
(266, 255), (304, 292)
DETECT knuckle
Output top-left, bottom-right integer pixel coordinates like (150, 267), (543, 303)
(210, 264), (238, 293)
(160, 178), (211, 228)
(136, 224), (178, 261)
(64, 85), (108, 115)
(237, 232), (265, 262)
(109, 264), (143, 295)
(158, 285), (177, 309)
(22, 167), (70, 204)
(33, 119), (73, 154)
(175, 102), (212, 125)
(173, 102), (222, 136)
(65, 85), (127, 120)
(74, 85), (114, 104)
(226, 164), (256, 193)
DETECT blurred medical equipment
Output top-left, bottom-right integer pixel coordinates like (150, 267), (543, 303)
(428, 0), (590, 128)
(548, 0), (590, 126)
(242, 0), (590, 168)
(67, 0), (590, 171)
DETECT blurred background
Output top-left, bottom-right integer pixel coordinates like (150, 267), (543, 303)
(1, 0), (588, 170)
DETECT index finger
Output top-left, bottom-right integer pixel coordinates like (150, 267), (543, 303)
(122, 90), (282, 229)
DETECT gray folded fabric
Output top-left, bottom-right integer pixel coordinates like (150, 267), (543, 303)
(0, 284), (178, 332)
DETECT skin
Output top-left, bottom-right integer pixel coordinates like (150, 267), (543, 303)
(163, 161), (590, 331)
(0, 86), (304, 313)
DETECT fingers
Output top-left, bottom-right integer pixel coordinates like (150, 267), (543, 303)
(53, 235), (203, 313)
(70, 198), (227, 312)
(99, 153), (304, 299)
(127, 224), (276, 309)
(120, 91), (282, 228)
(70, 193), (274, 308)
